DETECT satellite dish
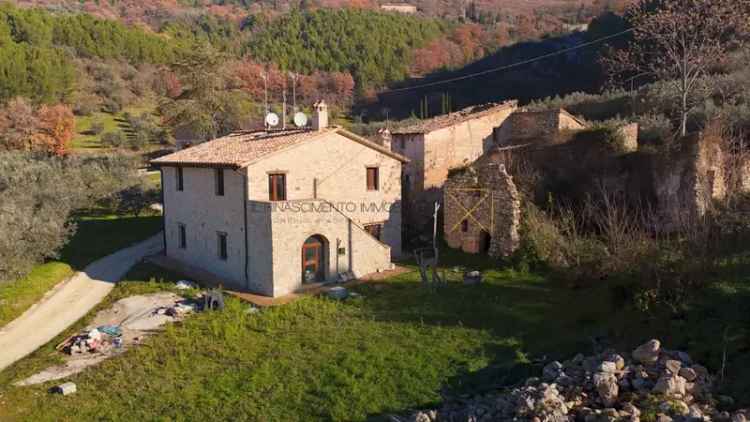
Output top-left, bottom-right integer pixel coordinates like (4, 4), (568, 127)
(265, 112), (279, 127)
(293, 112), (308, 128)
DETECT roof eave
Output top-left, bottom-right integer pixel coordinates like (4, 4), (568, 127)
(149, 161), (242, 169)
(335, 128), (410, 163)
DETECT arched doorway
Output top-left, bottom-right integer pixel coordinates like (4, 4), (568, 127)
(479, 230), (492, 254)
(302, 235), (327, 283)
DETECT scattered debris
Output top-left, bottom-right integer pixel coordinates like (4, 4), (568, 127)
(51, 382), (76, 396)
(337, 271), (356, 282)
(175, 280), (197, 290)
(327, 286), (349, 300)
(16, 292), (196, 386)
(463, 270), (482, 285)
(402, 339), (748, 422)
(202, 289), (225, 311)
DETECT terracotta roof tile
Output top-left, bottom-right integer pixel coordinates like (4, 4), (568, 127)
(391, 100), (518, 135)
(151, 127), (408, 168)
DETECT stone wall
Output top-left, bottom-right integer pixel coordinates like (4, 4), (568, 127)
(162, 166), (248, 291)
(391, 107), (516, 231)
(266, 199), (392, 296)
(651, 133), (726, 229)
(245, 131), (403, 257)
(443, 162), (520, 257)
(497, 109), (585, 143)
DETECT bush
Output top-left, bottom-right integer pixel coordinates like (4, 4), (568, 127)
(89, 122), (105, 135)
(113, 184), (161, 217)
(101, 97), (122, 114)
(101, 131), (127, 148)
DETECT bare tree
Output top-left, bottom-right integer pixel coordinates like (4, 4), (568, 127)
(604, 0), (750, 136)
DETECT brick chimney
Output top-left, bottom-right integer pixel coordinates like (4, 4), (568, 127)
(378, 128), (392, 150)
(312, 100), (328, 131)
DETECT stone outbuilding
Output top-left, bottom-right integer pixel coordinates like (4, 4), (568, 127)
(389, 101), (518, 228)
(443, 157), (521, 257)
(442, 114), (641, 258)
(495, 108), (586, 143)
(151, 102), (408, 297)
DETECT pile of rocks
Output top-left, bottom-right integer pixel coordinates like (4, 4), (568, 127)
(405, 340), (748, 422)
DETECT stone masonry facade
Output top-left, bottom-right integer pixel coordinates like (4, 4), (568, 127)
(156, 104), (406, 297)
(443, 161), (521, 257)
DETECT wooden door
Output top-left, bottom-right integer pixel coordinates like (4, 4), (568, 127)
(302, 237), (324, 283)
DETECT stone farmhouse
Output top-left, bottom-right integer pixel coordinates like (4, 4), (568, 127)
(389, 101), (518, 228)
(151, 102), (408, 297)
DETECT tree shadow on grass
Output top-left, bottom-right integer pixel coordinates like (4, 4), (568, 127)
(58, 215), (162, 271)
(364, 249), (750, 418)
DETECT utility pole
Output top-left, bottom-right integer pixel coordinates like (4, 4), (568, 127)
(432, 201), (440, 259)
(260, 70), (269, 130)
(282, 77), (287, 130)
(289, 71), (299, 113)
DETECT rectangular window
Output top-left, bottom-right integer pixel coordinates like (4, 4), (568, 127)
(364, 224), (383, 241)
(217, 232), (228, 261)
(366, 167), (379, 191)
(178, 224), (186, 249)
(177, 167), (184, 191)
(400, 138), (405, 150)
(268, 173), (286, 201)
(215, 168), (225, 196)
(461, 219), (469, 233)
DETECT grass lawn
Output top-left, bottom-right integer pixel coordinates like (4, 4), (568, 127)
(71, 101), (156, 151)
(1, 250), (749, 421)
(0, 214), (162, 328)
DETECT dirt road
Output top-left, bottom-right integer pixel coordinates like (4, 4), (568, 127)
(0, 233), (163, 373)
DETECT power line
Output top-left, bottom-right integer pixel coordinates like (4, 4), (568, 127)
(384, 28), (635, 94)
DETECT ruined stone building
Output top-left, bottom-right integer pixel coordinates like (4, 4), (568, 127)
(443, 156), (520, 257)
(389, 101), (518, 229)
(495, 108), (586, 143)
(442, 108), (599, 257)
(442, 112), (739, 258)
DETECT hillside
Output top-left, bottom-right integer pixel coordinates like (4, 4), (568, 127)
(13, 0), (631, 25)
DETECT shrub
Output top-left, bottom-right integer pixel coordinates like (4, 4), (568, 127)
(101, 131), (127, 148)
(89, 122), (105, 135)
(113, 184), (160, 217)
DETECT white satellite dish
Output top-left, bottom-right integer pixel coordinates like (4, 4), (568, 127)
(265, 112), (280, 127)
(293, 112), (308, 128)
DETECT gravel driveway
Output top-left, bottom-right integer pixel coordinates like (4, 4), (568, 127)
(0, 233), (163, 373)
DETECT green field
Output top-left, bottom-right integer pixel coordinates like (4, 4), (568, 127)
(0, 214), (162, 329)
(1, 249), (748, 421)
(71, 101), (157, 151)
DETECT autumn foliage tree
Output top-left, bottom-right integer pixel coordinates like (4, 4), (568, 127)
(35, 104), (75, 156)
(604, 0), (750, 136)
(0, 98), (74, 155)
(230, 60), (355, 109)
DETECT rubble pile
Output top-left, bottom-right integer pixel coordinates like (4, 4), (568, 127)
(16, 292), (200, 386)
(61, 301), (195, 355)
(406, 340), (748, 422)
